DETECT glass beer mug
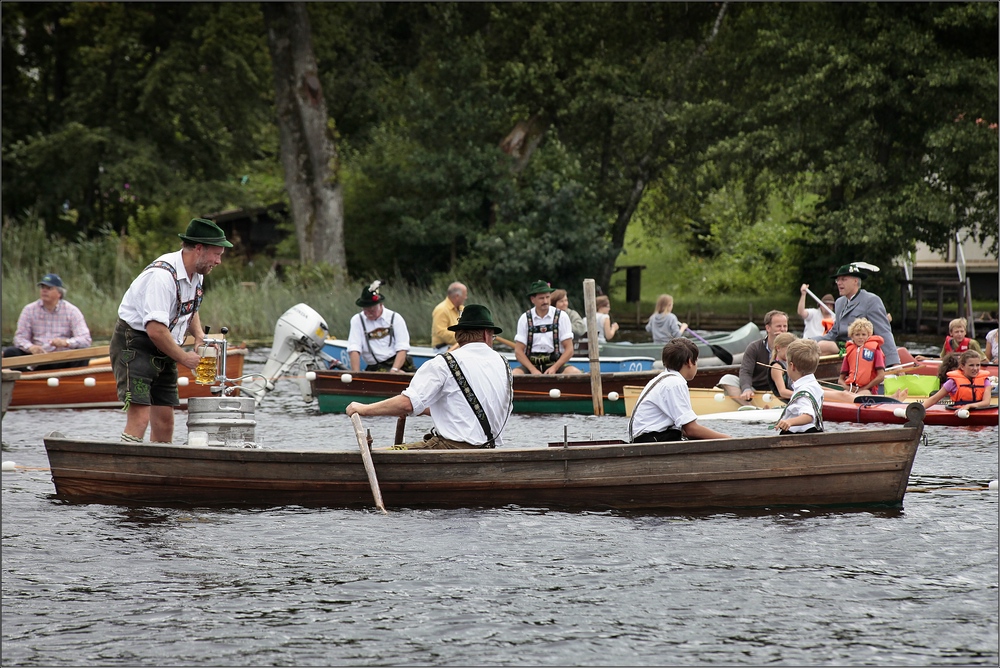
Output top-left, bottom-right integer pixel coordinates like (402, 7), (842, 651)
(194, 345), (218, 385)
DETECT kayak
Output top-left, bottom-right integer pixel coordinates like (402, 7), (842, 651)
(822, 398), (998, 427)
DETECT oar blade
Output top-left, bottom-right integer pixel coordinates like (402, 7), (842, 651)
(711, 344), (734, 366)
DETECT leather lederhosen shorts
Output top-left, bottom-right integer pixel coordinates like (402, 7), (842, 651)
(110, 319), (180, 407)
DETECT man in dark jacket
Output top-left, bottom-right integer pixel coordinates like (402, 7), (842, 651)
(814, 263), (900, 367)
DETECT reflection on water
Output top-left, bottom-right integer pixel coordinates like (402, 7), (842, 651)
(2, 350), (997, 666)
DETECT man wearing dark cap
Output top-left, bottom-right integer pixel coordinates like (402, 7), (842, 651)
(347, 304), (513, 449)
(2, 273), (92, 370)
(346, 280), (414, 373)
(813, 263), (900, 366)
(511, 280), (582, 375)
(111, 218), (231, 443)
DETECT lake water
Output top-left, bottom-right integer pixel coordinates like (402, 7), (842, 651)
(3, 349), (997, 666)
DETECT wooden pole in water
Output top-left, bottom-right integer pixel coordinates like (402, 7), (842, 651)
(583, 279), (604, 416)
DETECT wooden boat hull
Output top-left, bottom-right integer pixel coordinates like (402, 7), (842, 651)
(321, 339), (655, 374)
(8, 350), (247, 410)
(312, 355), (842, 416)
(43, 407), (925, 510)
(623, 386), (780, 417)
(822, 400), (998, 426)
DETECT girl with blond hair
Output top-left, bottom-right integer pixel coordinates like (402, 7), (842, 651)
(645, 294), (687, 344)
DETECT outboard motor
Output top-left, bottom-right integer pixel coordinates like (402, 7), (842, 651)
(242, 303), (337, 404)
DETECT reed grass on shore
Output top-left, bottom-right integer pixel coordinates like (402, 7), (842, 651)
(1, 220), (531, 344)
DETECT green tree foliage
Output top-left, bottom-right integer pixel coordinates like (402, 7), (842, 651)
(707, 2), (998, 297)
(2, 2), (273, 238)
(2, 2), (994, 304)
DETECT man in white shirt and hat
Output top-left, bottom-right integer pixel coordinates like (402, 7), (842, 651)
(347, 304), (513, 449)
(111, 218), (231, 444)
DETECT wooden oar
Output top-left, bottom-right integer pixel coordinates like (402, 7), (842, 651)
(804, 287), (836, 316)
(686, 329), (734, 366)
(2, 345), (110, 369)
(1, 335), (198, 370)
(350, 413), (387, 514)
(495, 336), (517, 350)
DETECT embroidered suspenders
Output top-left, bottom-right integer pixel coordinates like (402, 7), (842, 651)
(627, 371), (676, 442)
(145, 261), (203, 332)
(362, 312), (395, 365)
(442, 352), (512, 448)
(775, 390), (824, 432)
(525, 308), (562, 354)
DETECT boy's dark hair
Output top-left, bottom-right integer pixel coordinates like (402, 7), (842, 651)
(662, 338), (699, 371)
(937, 353), (960, 385)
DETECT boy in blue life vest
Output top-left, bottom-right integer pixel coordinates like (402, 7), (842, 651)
(838, 317), (886, 394)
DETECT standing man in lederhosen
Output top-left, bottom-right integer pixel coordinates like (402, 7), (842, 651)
(111, 218), (231, 444)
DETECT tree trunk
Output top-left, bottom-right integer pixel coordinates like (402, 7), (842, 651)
(263, 2), (346, 279)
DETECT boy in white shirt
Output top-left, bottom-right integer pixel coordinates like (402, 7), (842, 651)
(775, 338), (825, 435)
(629, 338), (730, 442)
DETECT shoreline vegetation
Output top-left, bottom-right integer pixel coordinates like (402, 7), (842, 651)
(2, 221), (987, 348)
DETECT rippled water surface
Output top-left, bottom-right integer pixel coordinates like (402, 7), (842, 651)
(3, 350), (997, 666)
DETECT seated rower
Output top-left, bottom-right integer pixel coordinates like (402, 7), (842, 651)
(629, 338), (730, 443)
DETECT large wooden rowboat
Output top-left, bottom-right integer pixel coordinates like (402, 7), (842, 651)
(42, 403), (926, 510)
(822, 399), (998, 427)
(311, 354), (842, 416)
(7, 349), (247, 410)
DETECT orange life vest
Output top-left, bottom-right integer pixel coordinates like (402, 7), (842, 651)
(945, 369), (991, 405)
(943, 337), (974, 355)
(843, 335), (884, 388)
(821, 317), (835, 334)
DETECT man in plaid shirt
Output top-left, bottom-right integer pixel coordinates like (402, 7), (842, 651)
(2, 273), (92, 370)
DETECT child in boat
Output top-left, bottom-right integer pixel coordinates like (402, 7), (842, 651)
(592, 295), (619, 343)
(986, 327), (998, 365)
(838, 317), (886, 394)
(923, 351), (993, 410)
(768, 332), (799, 400)
(629, 338), (730, 442)
(915, 317), (983, 362)
(775, 339), (825, 434)
(645, 294), (688, 344)
(940, 318), (983, 357)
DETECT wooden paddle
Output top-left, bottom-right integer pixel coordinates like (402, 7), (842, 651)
(495, 336), (517, 350)
(2, 345), (110, 369)
(2, 335), (199, 370)
(394, 416), (406, 445)
(686, 329), (734, 366)
(350, 413), (387, 514)
(804, 287), (836, 316)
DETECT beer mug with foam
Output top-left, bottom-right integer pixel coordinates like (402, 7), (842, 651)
(194, 345), (218, 385)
